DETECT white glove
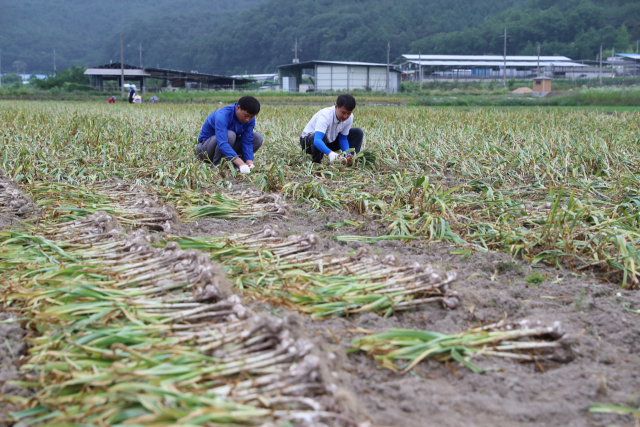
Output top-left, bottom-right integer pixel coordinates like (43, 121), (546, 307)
(328, 152), (339, 162)
(239, 165), (251, 174)
(247, 163), (255, 170)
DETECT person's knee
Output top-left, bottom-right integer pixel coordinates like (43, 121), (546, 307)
(349, 128), (363, 153)
(253, 132), (263, 151)
(227, 130), (237, 144)
(350, 127), (364, 140)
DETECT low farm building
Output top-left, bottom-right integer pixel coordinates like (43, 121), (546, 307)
(278, 60), (402, 93)
(399, 54), (586, 81)
(84, 63), (255, 92)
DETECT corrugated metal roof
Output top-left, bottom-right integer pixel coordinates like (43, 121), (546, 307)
(278, 60), (402, 72)
(312, 60), (390, 66)
(85, 68), (151, 77)
(617, 53), (640, 59)
(84, 63), (255, 84)
(402, 54), (573, 62)
(406, 60), (586, 67)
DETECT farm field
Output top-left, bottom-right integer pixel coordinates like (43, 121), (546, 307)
(424, 105), (640, 112)
(0, 101), (640, 427)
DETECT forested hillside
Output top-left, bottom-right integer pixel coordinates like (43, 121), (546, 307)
(2, 0), (639, 75)
(411, 0), (640, 60)
(113, 0), (526, 74)
(0, 0), (267, 73)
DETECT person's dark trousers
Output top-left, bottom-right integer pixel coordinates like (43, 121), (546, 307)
(196, 131), (263, 166)
(300, 127), (363, 163)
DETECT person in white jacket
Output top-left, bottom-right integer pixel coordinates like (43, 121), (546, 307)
(300, 94), (363, 165)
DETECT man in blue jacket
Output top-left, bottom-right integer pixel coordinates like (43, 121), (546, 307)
(196, 96), (263, 174)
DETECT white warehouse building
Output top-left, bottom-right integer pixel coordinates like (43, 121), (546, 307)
(398, 54), (586, 81)
(278, 60), (402, 93)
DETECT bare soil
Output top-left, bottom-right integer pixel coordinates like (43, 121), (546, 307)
(184, 197), (640, 427)
(0, 213), (28, 231)
(2, 186), (639, 427)
(0, 313), (31, 417)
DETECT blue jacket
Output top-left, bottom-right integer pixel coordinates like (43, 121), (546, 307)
(198, 104), (255, 162)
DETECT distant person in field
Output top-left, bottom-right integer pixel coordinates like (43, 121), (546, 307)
(128, 86), (136, 104)
(300, 94), (363, 165)
(148, 95), (158, 104)
(108, 96), (116, 103)
(196, 96), (263, 174)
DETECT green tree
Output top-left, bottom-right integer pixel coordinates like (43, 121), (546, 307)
(32, 66), (89, 90)
(615, 24), (631, 52)
(12, 60), (27, 75)
(1, 73), (22, 85)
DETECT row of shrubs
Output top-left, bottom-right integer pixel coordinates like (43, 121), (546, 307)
(0, 66), (94, 92)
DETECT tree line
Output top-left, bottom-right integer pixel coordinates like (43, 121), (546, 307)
(2, 0), (638, 75)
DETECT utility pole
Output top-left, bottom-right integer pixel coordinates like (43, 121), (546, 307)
(599, 45), (603, 86)
(419, 51), (422, 89)
(536, 44), (540, 76)
(120, 33), (125, 99)
(386, 42), (390, 97)
(611, 47), (615, 79)
(138, 43), (144, 68)
(502, 27), (507, 88)
(292, 38), (300, 63)
(53, 48), (57, 74)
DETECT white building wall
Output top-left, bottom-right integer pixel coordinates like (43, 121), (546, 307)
(330, 65), (348, 90)
(349, 66), (368, 90)
(316, 65), (333, 91)
(390, 72), (400, 92)
(368, 67), (387, 91)
(315, 64), (398, 92)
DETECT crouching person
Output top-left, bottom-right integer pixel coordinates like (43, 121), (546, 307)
(300, 94), (363, 165)
(196, 96), (262, 174)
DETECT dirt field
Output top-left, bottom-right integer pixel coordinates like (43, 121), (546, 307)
(2, 103), (640, 426)
(172, 193), (640, 427)
(2, 186), (640, 427)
